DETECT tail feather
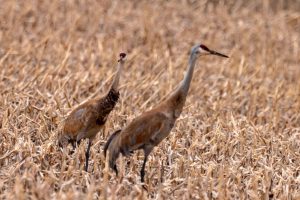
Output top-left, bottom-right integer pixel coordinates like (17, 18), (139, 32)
(104, 129), (122, 157)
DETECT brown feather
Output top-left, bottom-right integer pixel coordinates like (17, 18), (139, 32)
(104, 45), (227, 182)
(59, 88), (119, 146)
(57, 53), (126, 172)
(106, 105), (176, 172)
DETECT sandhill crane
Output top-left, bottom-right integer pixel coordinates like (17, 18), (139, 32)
(104, 44), (228, 183)
(58, 52), (127, 172)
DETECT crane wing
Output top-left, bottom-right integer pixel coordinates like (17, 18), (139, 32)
(120, 112), (171, 150)
(63, 106), (94, 139)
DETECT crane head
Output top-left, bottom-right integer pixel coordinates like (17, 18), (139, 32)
(192, 44), (228, 58)
(118, 52), (127, 62)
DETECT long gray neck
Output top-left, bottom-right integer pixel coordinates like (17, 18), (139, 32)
(110, 61), (124, 91)
(170, 52), (198, 98)
(161, 52), (198, 118)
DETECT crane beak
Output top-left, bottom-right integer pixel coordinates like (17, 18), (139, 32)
(118, 58), (126, 62)
(209, 50), (229, 58)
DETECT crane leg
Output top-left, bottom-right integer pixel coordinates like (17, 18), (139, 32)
(71, 140), (76, 150)
(85, 140), (92, 172)
(113, 164), (118, 176)
(69, 139), (80, 154)
(70, 140), (76, 154)
(71, 139), (81, 152)
(141, 155), (148, 183)
(77, 139), (81, 147)
(141, 147), (152, 183)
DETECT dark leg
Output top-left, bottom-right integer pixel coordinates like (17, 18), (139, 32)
(85, 140), (92, 172)
(70, 139), (77, 154)
(113, 164), (118, 176)
(141, 152), (149, 183)
(71, 140), (76, 150)
(71, 139), (81, 150)
(77, 139), (81, 147)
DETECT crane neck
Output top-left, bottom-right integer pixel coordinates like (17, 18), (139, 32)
(180, 52), (198, 95)
(110, 60), (124, 91)
(169, 52), (198, 99)
(96, 60), (123, 115)
(161, 52), (198, 118)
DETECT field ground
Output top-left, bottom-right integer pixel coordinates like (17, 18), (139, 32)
(0, 0), (300, 199)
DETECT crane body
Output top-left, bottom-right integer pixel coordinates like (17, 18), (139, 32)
(104, 44), (228, 183)
(59, 53), (127, 171)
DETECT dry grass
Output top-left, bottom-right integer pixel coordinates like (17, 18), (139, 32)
(0, 0), (300, 199)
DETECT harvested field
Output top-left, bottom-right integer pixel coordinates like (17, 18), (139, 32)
(0, 0), (300, 199)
